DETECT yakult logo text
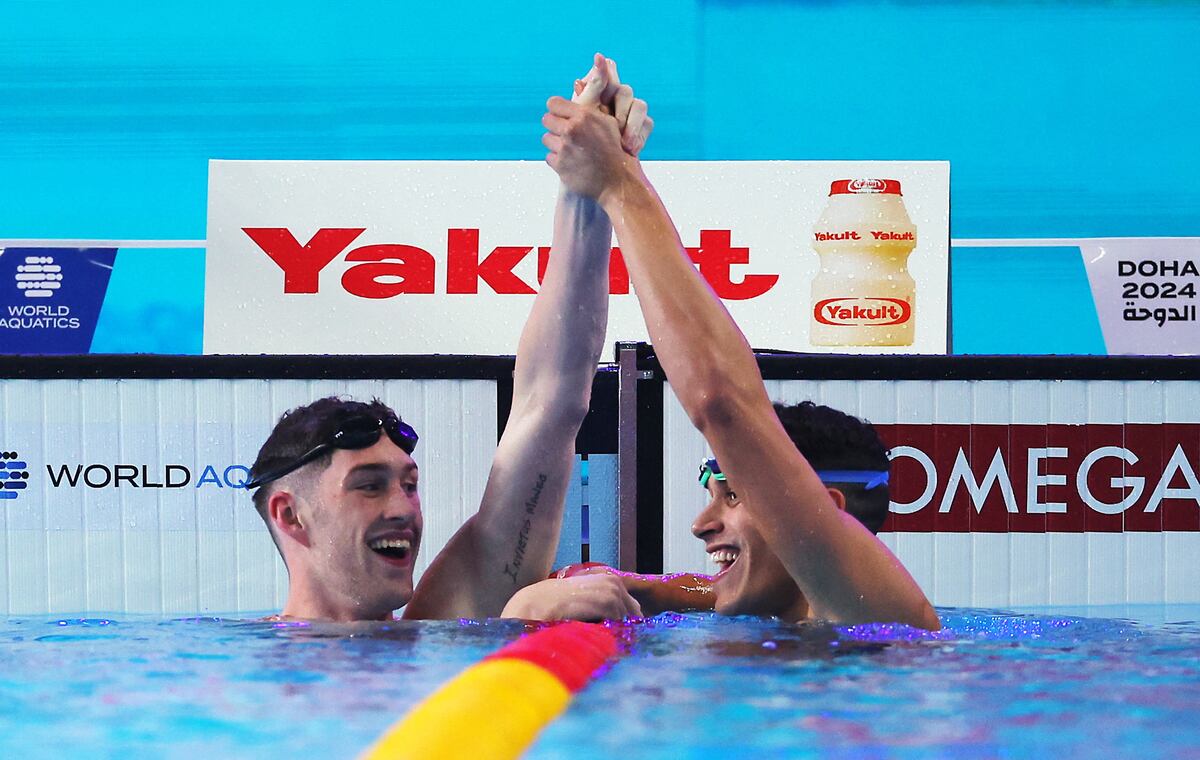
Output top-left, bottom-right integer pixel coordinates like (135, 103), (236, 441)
(815, 297), (911, 326)
(849, 179), (887, 193)
(244, 227), (779, 300)
(813, 230), (915, 242)
(877, 423), (1200, 533)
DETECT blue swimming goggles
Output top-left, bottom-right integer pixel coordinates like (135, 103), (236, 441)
(245, 414), (419, 490)
(698, 458), (888, 490)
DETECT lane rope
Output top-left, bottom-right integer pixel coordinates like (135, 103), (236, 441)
(360, 621), (622, 760)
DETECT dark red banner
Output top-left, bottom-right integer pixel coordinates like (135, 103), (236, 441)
(876, 423), (1200, 532)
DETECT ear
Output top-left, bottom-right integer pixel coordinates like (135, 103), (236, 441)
(268, 489), (310, 548)
(826, 487), (848, 512)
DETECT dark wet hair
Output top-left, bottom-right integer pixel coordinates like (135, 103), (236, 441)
(773, 401), (890, 534)
(249, 396), (402, 522)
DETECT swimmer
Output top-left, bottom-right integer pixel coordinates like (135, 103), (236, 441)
(243, 55), (650, 622)
(509, 55), (938, 629)
(548, 401), (901, 618)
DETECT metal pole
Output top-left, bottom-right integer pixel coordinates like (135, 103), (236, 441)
(616, 341), (639, 572)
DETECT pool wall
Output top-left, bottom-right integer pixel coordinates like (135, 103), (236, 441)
(0, 366), (500, 615)
(659, 362), (1200, 607)
(2, 353), (1198, 615)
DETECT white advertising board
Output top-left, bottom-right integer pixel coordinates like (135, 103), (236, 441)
(205, 161), (949, 358)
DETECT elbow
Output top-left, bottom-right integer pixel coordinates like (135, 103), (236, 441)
(687, 382), (756, 438)
(551, 393), (592, 432)
(513, 391), (591, 434)
(668, 355), (766, 438)
(892, 599), (940, 632)
(916, 600), (941, 632)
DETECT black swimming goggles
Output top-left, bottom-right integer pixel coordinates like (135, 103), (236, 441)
(244, 415), (419, 490)
(698, 458), (889, 490)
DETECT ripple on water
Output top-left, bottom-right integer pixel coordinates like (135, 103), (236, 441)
(0, 608), (1197, 758)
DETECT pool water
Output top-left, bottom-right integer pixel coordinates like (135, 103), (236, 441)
(1, 607), (1198, 759)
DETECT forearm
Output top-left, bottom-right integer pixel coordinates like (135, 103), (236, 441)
(424, 189), (611, 619)
(598, 170), (770, 430)
(510, 187), (612, 425)
(626, 572), (715, 616)
(553, 563), (715, 616)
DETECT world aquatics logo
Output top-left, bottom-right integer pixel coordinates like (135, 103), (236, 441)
(0, 451), (30, 500)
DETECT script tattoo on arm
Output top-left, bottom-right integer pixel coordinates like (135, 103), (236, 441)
(502, 473), (548, 584)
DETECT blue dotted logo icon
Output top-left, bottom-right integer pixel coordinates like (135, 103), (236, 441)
(0, 452), (29, 500)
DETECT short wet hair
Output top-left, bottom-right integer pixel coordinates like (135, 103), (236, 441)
(773, 401), (891, 534)
(249, 396), (401, 522)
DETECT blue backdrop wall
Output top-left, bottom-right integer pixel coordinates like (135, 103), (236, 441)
(3, 0), (1197, 240)
(3, 1), (1197, 355)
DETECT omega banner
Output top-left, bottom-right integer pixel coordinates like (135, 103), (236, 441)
(878, 423), (1200, 532)
(205, 161), (950, 358)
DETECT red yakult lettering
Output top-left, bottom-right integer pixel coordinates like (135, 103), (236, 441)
(244, 227), (777, 300)
(341, 244), (436, 298)
(244, 227), (365, 293)
(446, 229), (534, 295)
(686, 230), (779, 300)
(814, 297), (911, 326)
(814, 231), (862, 242)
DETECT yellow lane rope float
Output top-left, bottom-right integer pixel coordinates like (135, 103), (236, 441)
(361, 621), (621, 760)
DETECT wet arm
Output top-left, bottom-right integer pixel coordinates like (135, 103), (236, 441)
(403, 190), (610, 620)
(552, 562), (715, 616)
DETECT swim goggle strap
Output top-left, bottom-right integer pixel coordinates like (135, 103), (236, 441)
(697, 458), (727, 488)
(245, 415), (419, 490)
(698, 458), (889, 490)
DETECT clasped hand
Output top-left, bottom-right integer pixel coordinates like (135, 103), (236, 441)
(542, 52), (653, 200)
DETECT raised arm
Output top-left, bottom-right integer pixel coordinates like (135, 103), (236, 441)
(405, 57), (647, 619)
(541, 96), (938, 630)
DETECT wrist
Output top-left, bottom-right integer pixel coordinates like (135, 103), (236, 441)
(557, 185), (610, 228)
(558, 185), (599, 208)
(597, 161), (647, 215)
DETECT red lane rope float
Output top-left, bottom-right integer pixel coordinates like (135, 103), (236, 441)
(360, 622), (621, 760)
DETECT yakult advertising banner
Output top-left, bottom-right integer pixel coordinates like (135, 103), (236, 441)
(205, 161), (950, 358)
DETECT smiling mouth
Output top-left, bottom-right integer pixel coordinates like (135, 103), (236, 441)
(368, 538), (413, 564)
(708, 548), (740, 577)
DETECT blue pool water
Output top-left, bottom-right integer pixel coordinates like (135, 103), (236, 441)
(2, 607), (1198, 758)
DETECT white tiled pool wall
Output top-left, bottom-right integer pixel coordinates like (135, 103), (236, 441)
(2, 377), (1198, 614)
(665, 379), (1200, 607)
(0, 378), (497, 615)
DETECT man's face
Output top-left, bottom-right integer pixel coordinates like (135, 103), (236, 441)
(292, 436), (423, 619)
(691, 477), (805, 620)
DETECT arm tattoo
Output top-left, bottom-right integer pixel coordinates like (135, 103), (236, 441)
(503, 473), (548, 584)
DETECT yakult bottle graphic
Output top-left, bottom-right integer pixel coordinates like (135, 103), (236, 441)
(810, 178), (917, 346)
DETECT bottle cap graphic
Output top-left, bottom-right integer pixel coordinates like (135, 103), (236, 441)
(829, 179), (902, 196)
